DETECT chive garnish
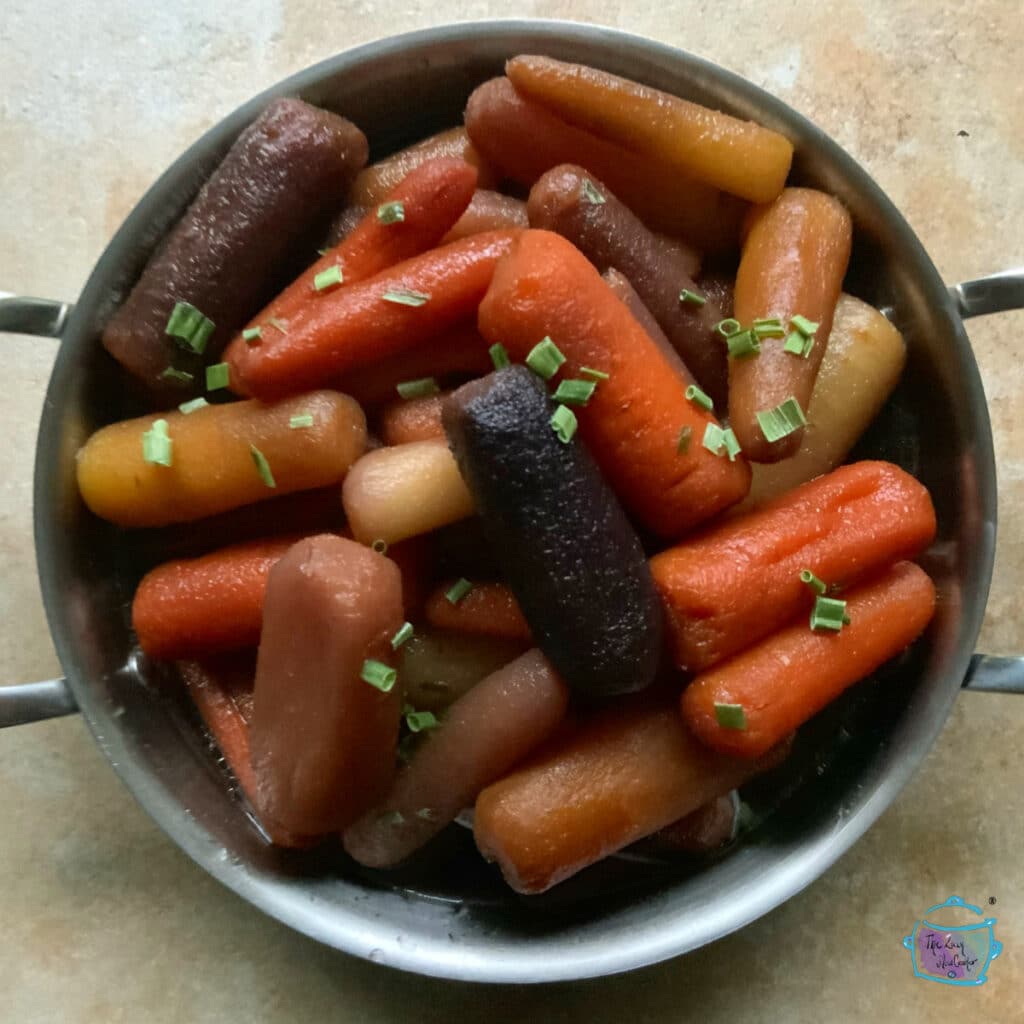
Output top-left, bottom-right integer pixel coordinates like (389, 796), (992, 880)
(165, 301), (214, 354)
(267, 317), (288, 334)
(810, 595), (850, 632)
(714, 703), (747, 730)
(289, 413), (314, 429)
(685, 384), (714, 412)
(703, 422), (726, 456)
(313, 265), (344, 292)
(396, 377), (440, 400)
(756, 396), (807, 443)
(242, 326), (262, 344)
(580, 178), (606, 204)
(377, 200), (405, 224)
(714, 318), (742, 338)
(800, 569), (828, 595)
(205, 362), (230, 391)
(382, 289), (430, 307)
(405, 710), (438, 733)
(416, 807), (437, 821)
(178, 397), (208, 415)
(790, 314), (820, 337)
(550, 403), (577, 443)
(445, 578), (473, 605)
(726, 329), (761, 359)
(249, 445), (276, 488)
(489, 343), (511, 370)
(679, 288), (706, 307)
(753, 317), (785, 338)
(159, 367), (194, 385)
(553, 379), (596, 407)
(525, 337), (566, 380)
(579, 366), (609, 381)
(385, 811), (406, 826)
(677, 425), (692, 454)
(371, 538), (388, 554)
(141, 419), (172, 467)
(783, 331), (809, 356)
(391, 622), (414, 650)
(722, 427), (742, 461)
(361, 659), (397, 692)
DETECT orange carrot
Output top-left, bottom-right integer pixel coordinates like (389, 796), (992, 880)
(478, 230), (750, 537)
(649, 461), (936, 672)
(425, 581), (532, 642)
(226, 231), (518, 399)
(378, 391), (448, 445)
(442, 190), (529, 243)
(232, 158), (478, 345)
(682, 561), (937, 759)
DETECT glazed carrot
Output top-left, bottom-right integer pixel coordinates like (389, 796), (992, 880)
(386, 535), (434, 615)
(649, 461), (936, 672)
(349, 127), (496, 207)
(232, 157), (478, 344)
(133, 535), (304, 660)
(506, 57), (794, 203)
(730, 188), (853, 462)
(474, 701), (789, 894)
(378, 391), (447, 445)
(226, 231), (518, 399)
(478, 230), (750, 537)
(465, 77), (745, 250)
(76, 390), (367, 528)
(425, 581), (532, 642)
(442, 190), (529, 243)
(682, 561), (937, 759)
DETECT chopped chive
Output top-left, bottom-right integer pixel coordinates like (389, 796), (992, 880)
(382, 289), (430, 307)
(178, 397), (208, 415)
(685, 384), (714, 412)
(679, 288), (706, 307)
(377, 200), (405, 224)
(550, 403), (577, 444)
(756, 396), (808, 443)
(753, 317), (785, 338)
(525, 337), (566, 380)
(677, 425), (693, 454)
(396, 376), (440, 400)
(405, 709), (439, 733)
(159, 367), (194, 385)
(371, 538), (388, 555)
(722, 426), (742, 461)
(553, 378), (596, 407)
(489, 342), (511, 370)
(810, 595), (850, 632)
(289, 413), (314, 429)
(165, 301), (214, 354)
(416, 807), (437, 821)
(385, 811), (406, 826)
(800, 569), (828, 595)
(714, 703), (747, 730)
(141, 419), (172, 467)
(391, 622), (414, 650)
(715, 318), (742, 338)
(579, 366), (609, 381)
(580, 178), (606, 204)
(242, 326), (262, 344)
(249, 444), (276, 488)
(726, 329), (761, 359)
(783, 331), (808, 356)
(313, 264), (344, 292)
(702, 422), (726, 456)
(267, 317), (288, 335)
(790, 314), (820, 337)
(445, 578), (473, 605)
(205, 362), (230, 391)
(361, 658), (397, 692)
(317, 248), (331, 257)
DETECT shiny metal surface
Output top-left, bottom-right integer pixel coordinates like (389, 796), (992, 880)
(10, 19), (1023, 982)
(962, 655), (1024, 694)
(0, 293), (73, 337)
(0, 678), (77, 727)
(950, 269), (1024, 320)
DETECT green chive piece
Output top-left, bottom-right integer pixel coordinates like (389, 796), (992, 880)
(726, 329), (761, 359)
(677, 425), (693, 454)
(377, 200), (406, 224)
(289, 413), (314, 429)
(178, 397), (208, 415)
(391, 622), (414, 650)
(525, 337), (566, 380)
(702, 422), (726, 456)
(550, 403), (578, 443)
(249, 444), (276, 488)
(801, 334), (815, 358)
(722, 426), (742, 461)
(810, 595), (850, 632)
(165, 301), (215, 354)
(790, 314), (820, 337)
(141, 419), (172, 467)
(416, 807), (437, 820)
(800, 569), (828, 595)
(685, 384), (714, 412)
(714, 703), (747, 730)
(405, 709), (439, 733)
(386, 811), (406, 826)
(396, 376), (440, 400)
(159, 367), (194, 385)
(267, 317), (288, 334)
(579, 366), (610, 381)
(371, 538), (388, 555)
(445, 578), (473, 605)
(714, 318), (742, 338)
(489, 342), (511, 370)
(753, 317), (785, 338)
(679, 288), (706, 307)
(205, 362), (230, 391)
(553, 378), (596, 407)
(756, 396), (808, 443)
(382, 289), (430, 307)
(242, 326), (262, 344)
(361, 658), (397, 692)
(317, 248), (331, 257)
(783, 331), (806, 355)
(580, 178), (606, 204)
(313, 264), (344, 292)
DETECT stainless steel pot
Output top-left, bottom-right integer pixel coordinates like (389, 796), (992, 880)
(2, 20), (1023, 984)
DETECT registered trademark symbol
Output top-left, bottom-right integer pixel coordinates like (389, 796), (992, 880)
(989, 897), (997, 905)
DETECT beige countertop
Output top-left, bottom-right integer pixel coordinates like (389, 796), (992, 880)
(2, 2), (1022, 1021)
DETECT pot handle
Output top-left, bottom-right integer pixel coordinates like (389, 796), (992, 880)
(0, 293), (74, 337)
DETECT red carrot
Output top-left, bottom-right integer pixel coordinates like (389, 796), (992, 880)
(425, 581), (532, 641)
(378, 392), (448, 445)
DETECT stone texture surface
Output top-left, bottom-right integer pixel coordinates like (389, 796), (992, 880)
(1, 2), (1022, 1021)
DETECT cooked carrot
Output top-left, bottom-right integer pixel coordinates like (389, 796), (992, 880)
(654, 794), (737, 853)
(478, 230), (750, 537)
(682, 561), (937, 759)
(350, 127), (496, 207)
(474, 700), (790, 894)
(76, 390), (366, 528)
(442, 190), (529, 243)
(226, 231), (518, 399)
(649, 460), (936, 672)
(385, 535), (434, 615)
(232, 158), (478, 345)
(378, 391), (447, 445)
(425, 581), (532, 642)
(730, 188), (853, 461)
(465, 77), (745, 250)
(506, 56), (793, 203)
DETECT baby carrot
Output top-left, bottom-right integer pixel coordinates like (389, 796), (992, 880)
(378, 391), (448, 445)
(225, 230), (518, 399)
(681, 561), (937, 759)
(478, 229), (750, 537)
(425, 581), (532, 642)
(442, 190), (529, 243)
(730, 188), (853, 462)
(232, 157), (478, 344)
(649, 460), (936, 672)
(506, 56), (794, 203)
